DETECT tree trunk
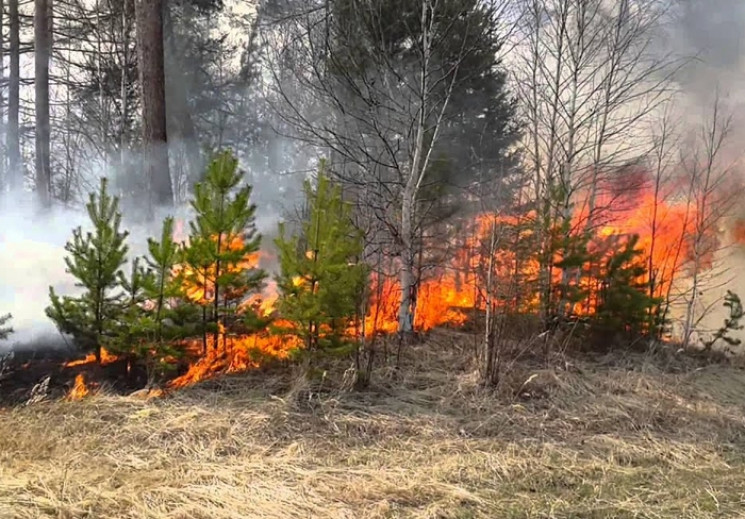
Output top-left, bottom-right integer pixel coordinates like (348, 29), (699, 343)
(0, 0), (5, 192)
(35, 0), (51, 207)
(398, 189), (415, 338)
(7, 0), (20, 191)
(135, 0), (173, 209)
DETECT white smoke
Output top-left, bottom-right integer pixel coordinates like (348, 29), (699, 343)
(0, 193), (86, 348)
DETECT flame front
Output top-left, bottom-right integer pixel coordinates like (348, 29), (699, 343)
(59, 170), (729, 390)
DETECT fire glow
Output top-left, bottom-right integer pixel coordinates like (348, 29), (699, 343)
(64, 169), (729, 398)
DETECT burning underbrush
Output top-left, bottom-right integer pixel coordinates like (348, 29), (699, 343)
(5, 157), (745, 405)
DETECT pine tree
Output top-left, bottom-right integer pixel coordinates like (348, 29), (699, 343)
(0, 314), (12, 341)
(275, 161), (368, 360)
(107, 218), (199, 382)
(702, 290), (744, 351)
(182, 150), (266, 352)
(143, 217), (198, 343)
(46, 178), (129, 363)
(594, 234), (661, 343)
(106, 257), (151, 370)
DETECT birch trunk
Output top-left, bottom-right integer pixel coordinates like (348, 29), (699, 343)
(35, 0), (52, 206)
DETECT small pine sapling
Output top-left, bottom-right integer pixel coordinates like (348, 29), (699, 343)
(275, 161), (368, 364)
(46, 178), (129, 363)
(702, 290), (744, 352)
(106, 257), (151, 374)
(144, 217), (199, 343)
(0, 313), (12, 340)
(594, 234), (662, 343)
(182, 150), (266, 352)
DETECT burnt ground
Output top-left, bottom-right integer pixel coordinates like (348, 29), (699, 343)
(0, 345), (152, 406)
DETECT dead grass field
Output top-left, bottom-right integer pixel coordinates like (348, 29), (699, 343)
(2, 336), (745, 518)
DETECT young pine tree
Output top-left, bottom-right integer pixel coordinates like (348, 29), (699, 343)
(143, 217), (199, 343)
(47, 178), (129, 363)
(107, 219), (196, 382)
(594, 234), (661, 344)
(107, 257), (151, 371)
(702, 290), (744, 351)
(0, 314), (12, 340)
(182, 150), (266, 352)
(275, 162), (368, 361)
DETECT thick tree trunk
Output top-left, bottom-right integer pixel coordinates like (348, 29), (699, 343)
(7, 0), (20, 191)
(35, 0), (51, 206)
(135, 0), (173, 209)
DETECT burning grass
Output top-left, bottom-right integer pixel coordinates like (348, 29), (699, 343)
(2, 336), (745, 518)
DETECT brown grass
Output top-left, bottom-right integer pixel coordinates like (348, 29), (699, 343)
(2, 334), (745, 518)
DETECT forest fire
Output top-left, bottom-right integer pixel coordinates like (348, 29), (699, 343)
(168, 169), (712, 389)
(54, 167), (724, 395)
(359, 170), (704, 334)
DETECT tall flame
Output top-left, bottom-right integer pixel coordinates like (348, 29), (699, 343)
(60, 172), (726, 391)
(67, 373), (89, 401)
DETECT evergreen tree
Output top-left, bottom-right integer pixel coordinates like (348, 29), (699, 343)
(275, 161), (368, 360)
(46, 178), (129, 363)
(143, 217), (198, 343)
(182, 150), (266, 352)
(702, 290), (744, 351)
(106, 257), (151, 369)
(594, 234), (662, 342)
(107, 218), (201, 382)
(0, 314), (12, 341)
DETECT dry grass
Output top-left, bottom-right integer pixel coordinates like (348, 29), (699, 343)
(2, 335), (745, 518)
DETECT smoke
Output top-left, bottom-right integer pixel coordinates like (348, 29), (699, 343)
(0, 193), (86, 349)
(671, 0), (745, 98)
(663, 0), (745, 346)
(0, 152), (301, 352)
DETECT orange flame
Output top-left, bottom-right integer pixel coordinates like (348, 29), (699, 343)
(64, 173), (719, 392)
(67, 373), (89, 400)
(64, 348), (119, 368)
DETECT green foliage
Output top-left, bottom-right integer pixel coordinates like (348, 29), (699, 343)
(594, 235), (662, 341)
(702, 290), (744, 351)
(46, 178), (129, 362)
(0, 313), (12, 341)
(552, 222), (594, 315)
(106, 218), (197, 382)
(182, 150), (266, 351)
(275, 160), (368, 359)
(328, 0), (519, 192)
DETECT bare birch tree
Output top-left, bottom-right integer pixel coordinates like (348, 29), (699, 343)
(266, 0), (519, 339)
(679, 95), (740, 348)
(513, 0), (680, 321)
(35, 0), (52, 206)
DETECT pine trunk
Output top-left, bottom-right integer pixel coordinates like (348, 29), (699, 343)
(7, 0), (20, 191)
(135, 0), (173, 209)
(35, 0), (51, 206)
(0, 0), (5, 191)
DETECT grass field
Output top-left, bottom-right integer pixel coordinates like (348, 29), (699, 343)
(2, 335), (745, 518)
